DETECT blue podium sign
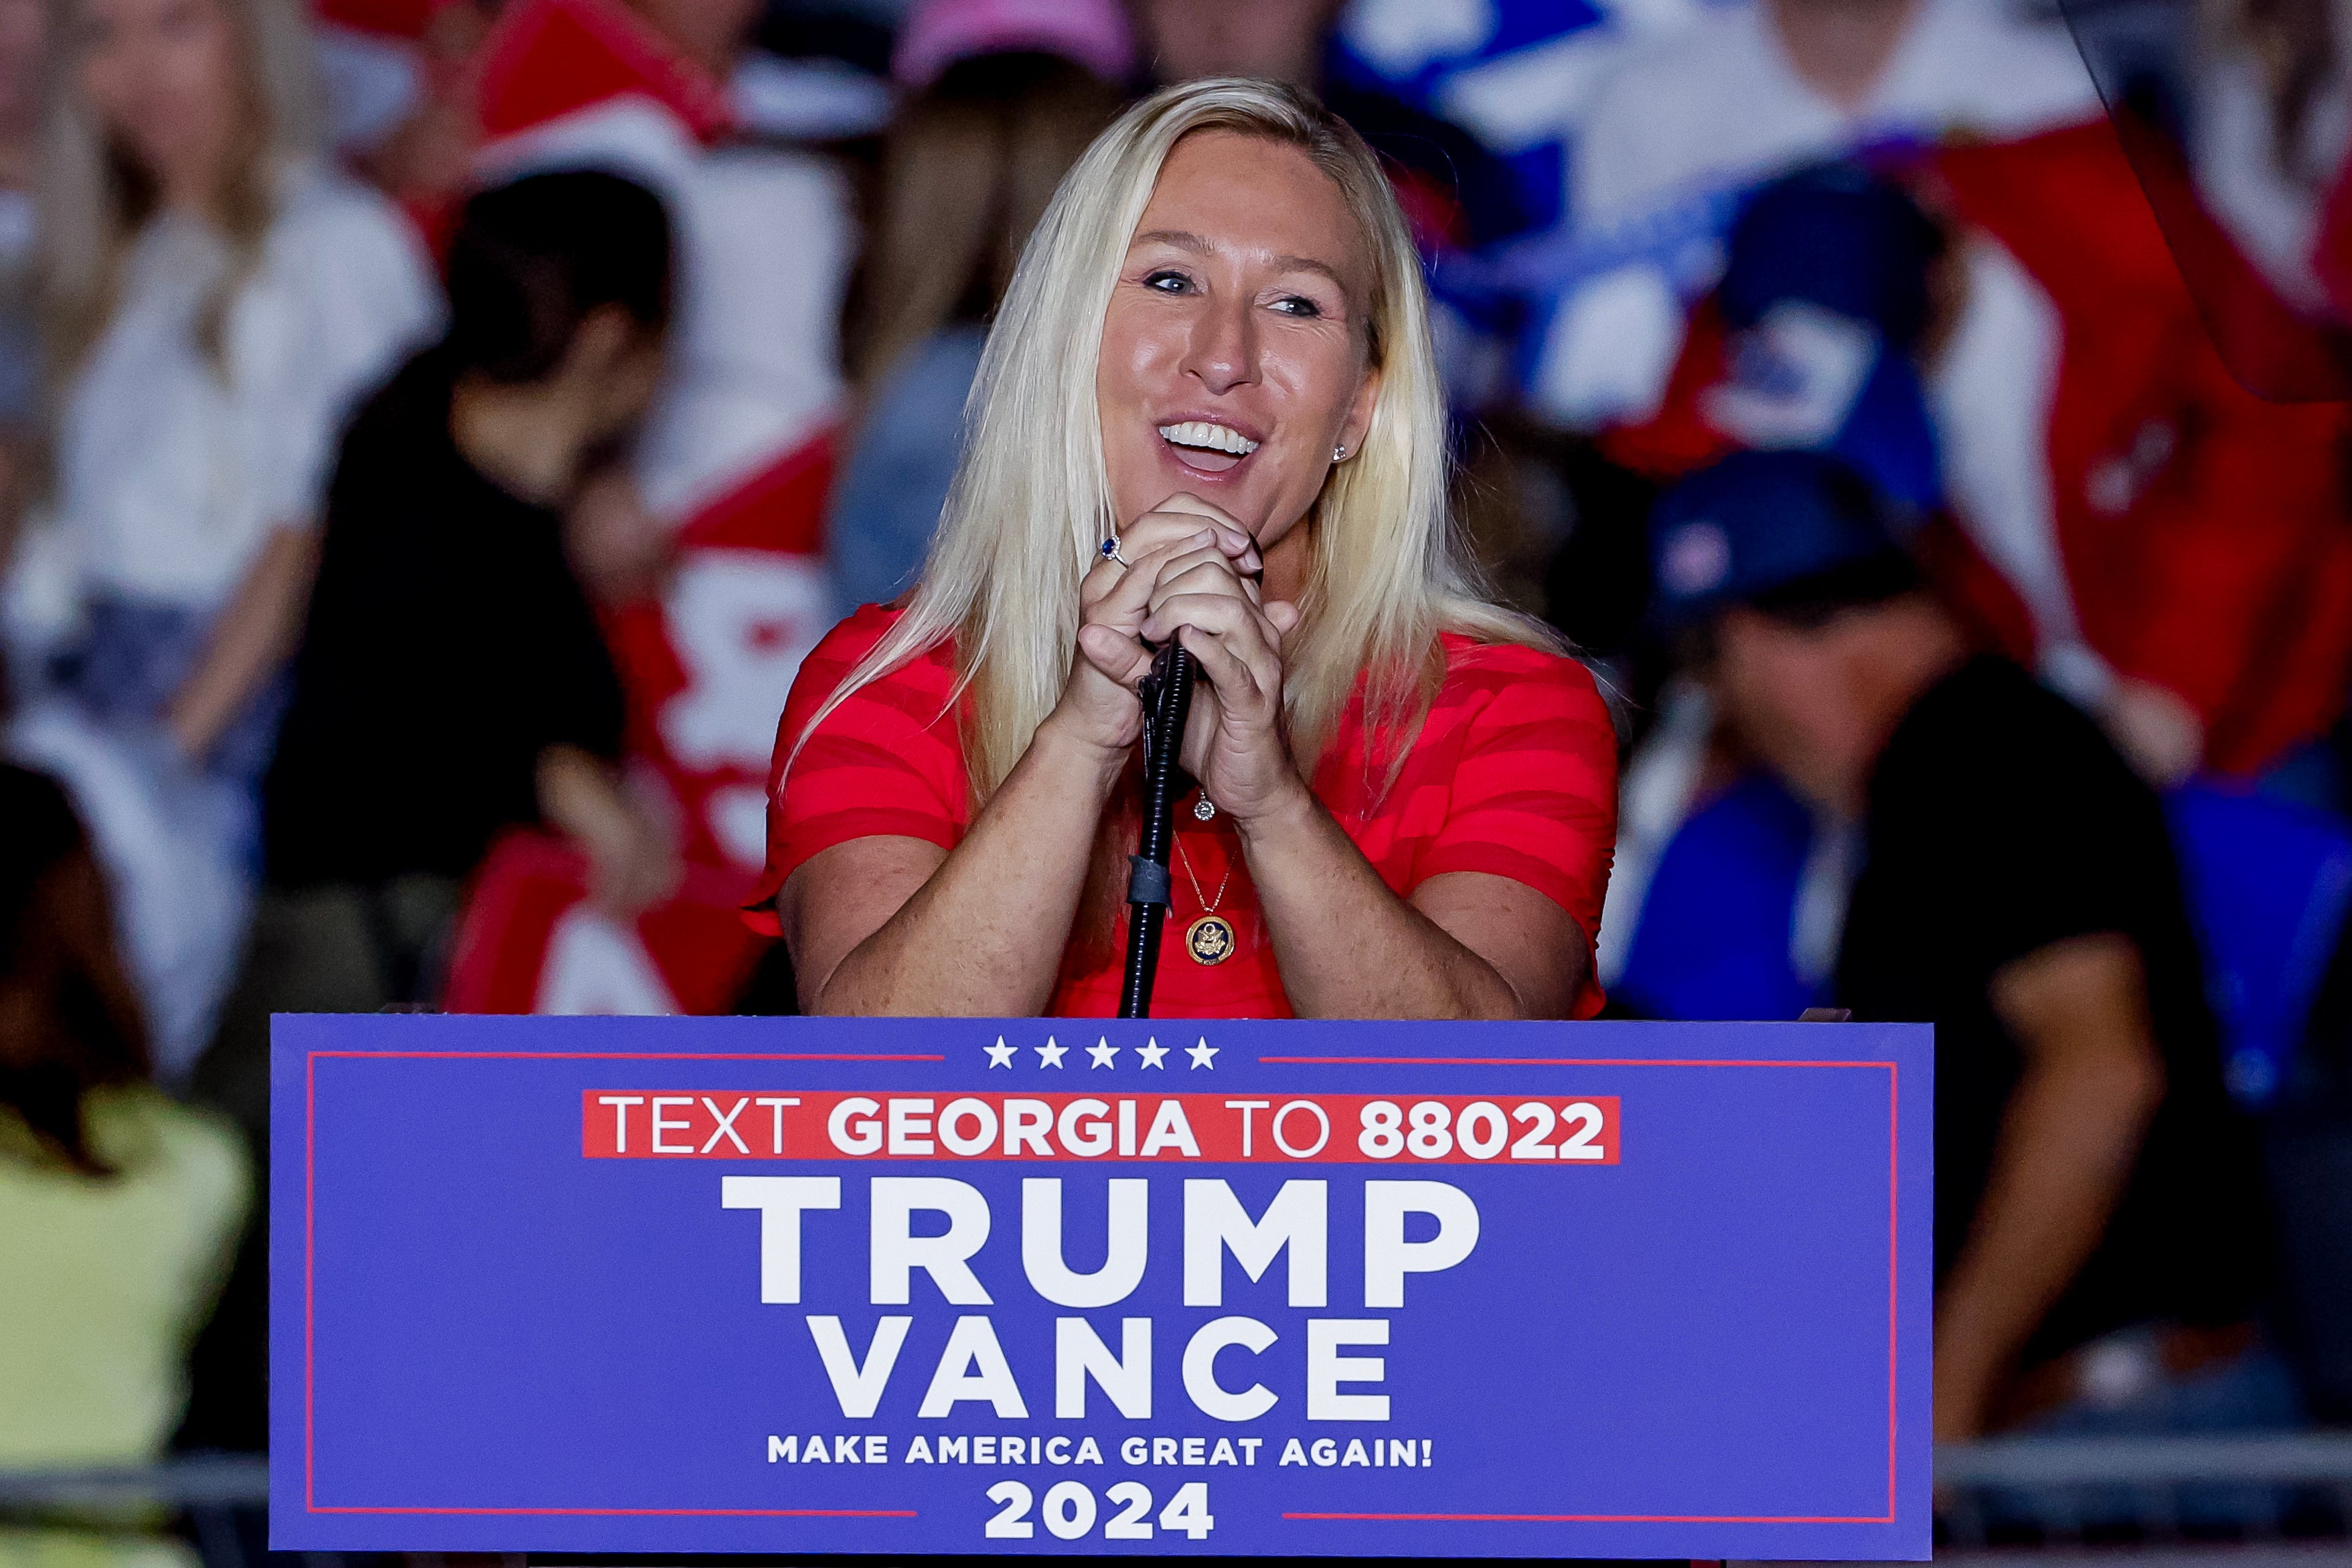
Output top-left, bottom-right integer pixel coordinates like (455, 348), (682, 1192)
(270, 1014), (1932, 1560)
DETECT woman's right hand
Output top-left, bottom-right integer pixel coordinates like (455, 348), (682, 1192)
(536, 745), (682, 917)
(1046, 505), (1262, 760)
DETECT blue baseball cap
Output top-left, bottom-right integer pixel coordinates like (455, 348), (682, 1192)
(1650, 450), (1919, 630)
(1721, 162), (1944, 347)
(1707, 162), (1946, 514)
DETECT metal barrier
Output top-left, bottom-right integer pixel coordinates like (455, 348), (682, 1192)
(0, 1457), (274, 1568)
(0, 1456), (267, 1510)
(1938, 1433), (2352, 1552)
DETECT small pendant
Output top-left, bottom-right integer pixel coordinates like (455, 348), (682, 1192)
(1185, 914), (1237, 965)
(1194, 796), (1217, 821)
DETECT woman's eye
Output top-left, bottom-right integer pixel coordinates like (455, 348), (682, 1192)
(1271, 295), (1324, 319)
(1143, 270), (1192, 294)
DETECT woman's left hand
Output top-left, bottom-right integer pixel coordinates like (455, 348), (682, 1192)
(1135, 493), (1308, 824)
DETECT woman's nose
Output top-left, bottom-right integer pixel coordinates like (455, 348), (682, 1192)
(1180, 295), (1258, 394)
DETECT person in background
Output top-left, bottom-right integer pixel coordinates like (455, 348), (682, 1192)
(0, 747), (247, 1568)
(0, 0), (40, 565)
(1131, 0), (1530, 254)
(828, 0), (1129, 612)
(177, 171), (674, 1454)
(1651, 450), (2278, 1441)
(1, 0), (438, 1080)
(1129, 0), (1322, 87)
(1573, 161), (1952, 859)
(1601, 163), (1948, 521)
(1919, 119), (2352, 791)
(1569, 0), (2091, 247)
(311, 0), (496, 247)
(469, 0), (853, 882)
(1539, 0), (2087, 665)
(201, 171), (678, 1133)
(1564, 0), (2352, 791)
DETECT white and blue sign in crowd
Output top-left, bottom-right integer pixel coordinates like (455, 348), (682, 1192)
(270, 1014), (1933, 1560)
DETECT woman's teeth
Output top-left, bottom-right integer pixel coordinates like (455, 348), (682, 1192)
(1158, 421), (1259, 456)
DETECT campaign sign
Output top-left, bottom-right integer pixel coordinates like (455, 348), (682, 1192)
(271, 1014), (1932, 1560)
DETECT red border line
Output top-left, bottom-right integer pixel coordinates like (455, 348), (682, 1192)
(305, 1048), (1901, 1527)
(1283, 1512), (1885, 1524)
(1888, 1061), (1900, 1519)
(307, 1050), (945, 1061)
(307, 1507), (915, 1518)
(1257, 1056), (1895, 1069)
(304, 1050), (317, 1512)
(1277, 1053), (1903, 1528)
(301, 1048), (932, 1516)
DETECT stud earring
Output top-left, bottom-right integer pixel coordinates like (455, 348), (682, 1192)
(1333, 444), (1348, 461)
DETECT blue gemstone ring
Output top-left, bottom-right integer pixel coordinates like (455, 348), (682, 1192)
(1100, 537), (1133, 568)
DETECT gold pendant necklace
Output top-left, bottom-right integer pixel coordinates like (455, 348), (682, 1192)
(1174, 836), (1239, 966)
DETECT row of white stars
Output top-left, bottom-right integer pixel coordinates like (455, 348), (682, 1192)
(984, 1036), (1218, 1070)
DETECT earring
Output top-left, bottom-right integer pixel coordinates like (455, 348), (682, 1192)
(1333, 444), (1348, 461)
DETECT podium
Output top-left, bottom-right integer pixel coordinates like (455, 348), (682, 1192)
(270, 1014), (1931, 1560)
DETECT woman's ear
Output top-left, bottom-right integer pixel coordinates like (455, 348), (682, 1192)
(1335, 364), (1382, 461)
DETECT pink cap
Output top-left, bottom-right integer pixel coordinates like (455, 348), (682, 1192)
(891, 0), (1135, 89)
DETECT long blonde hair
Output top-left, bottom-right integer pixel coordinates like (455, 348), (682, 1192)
(801, 76), (1553, 802)
(38, 0), (325, 384)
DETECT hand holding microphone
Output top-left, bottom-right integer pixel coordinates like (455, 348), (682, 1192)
(1069, 492), (1303, 826)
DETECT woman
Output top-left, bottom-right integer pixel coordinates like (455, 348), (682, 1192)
(5, 0), (437, 1073)
(757, 79), (1618, 1020)
(0, 757), (246, 1568)
(828, 0), (1129, 612)
(223, 171), (677, 1089)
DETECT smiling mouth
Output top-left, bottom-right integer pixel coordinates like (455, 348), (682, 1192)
(1159, 420), (1259, 473)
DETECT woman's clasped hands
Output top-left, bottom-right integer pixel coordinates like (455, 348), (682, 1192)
(1054, 492), (1307, 823)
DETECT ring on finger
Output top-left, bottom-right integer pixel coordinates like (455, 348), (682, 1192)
(1099, 536), (1133, 569)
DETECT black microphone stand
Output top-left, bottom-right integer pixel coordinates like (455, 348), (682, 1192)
(1118, 642), (1196, 1018)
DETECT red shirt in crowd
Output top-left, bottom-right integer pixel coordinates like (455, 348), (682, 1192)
(1604, 119), (2352, 777)
(1926, 121), (2352, 777)
(750, 605), (1620, 1018)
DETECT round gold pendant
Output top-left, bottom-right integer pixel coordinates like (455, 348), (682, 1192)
(1185, 914), (1237, 966)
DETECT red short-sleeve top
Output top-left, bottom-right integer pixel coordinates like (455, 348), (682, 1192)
(750, 605), (1619, 1018)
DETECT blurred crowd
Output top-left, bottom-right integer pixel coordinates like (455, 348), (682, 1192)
(6, 0), (2352, 1555)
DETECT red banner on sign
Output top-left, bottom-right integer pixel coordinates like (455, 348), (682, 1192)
(580, 1090), (1620, 1166)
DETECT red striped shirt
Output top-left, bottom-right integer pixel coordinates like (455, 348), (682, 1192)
(750, 605), (1618, 1018)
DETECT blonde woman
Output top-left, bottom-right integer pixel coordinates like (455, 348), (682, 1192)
(5, 0), (437, 1071)
(754, 80), (1617, 1020)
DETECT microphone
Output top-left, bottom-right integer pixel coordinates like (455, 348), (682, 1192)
(1119, 640), (1196, 1018)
